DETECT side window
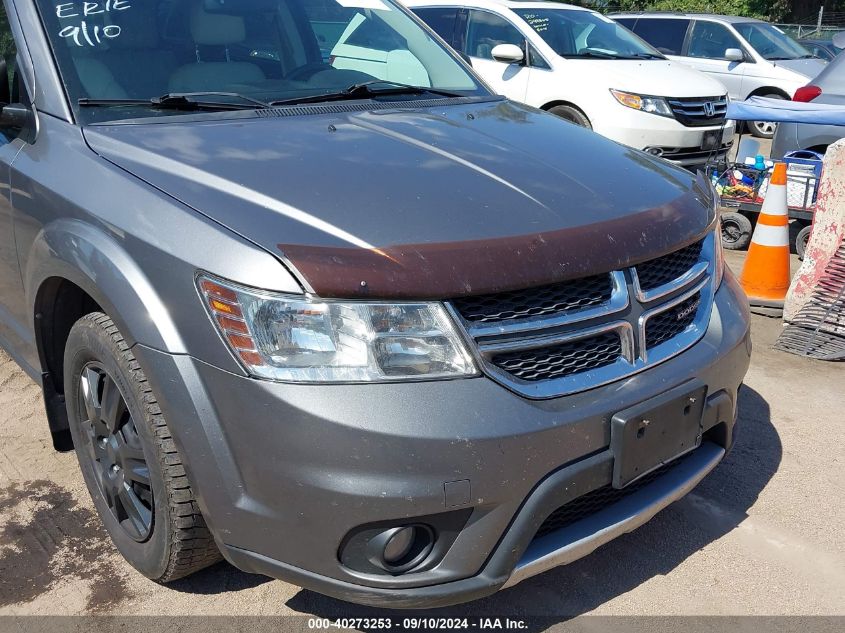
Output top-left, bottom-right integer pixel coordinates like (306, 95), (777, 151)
(630, 18), (688, 55)
(528, 44), (549, 69)
(0, 3), (17, 101)
(413, 8), (459, 47)
(688, 21), (742, 60)
(465, 10), (523, 60)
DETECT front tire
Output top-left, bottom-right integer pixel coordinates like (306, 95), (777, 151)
(64, 312), (221, 581)
(548, 104), (592, 129)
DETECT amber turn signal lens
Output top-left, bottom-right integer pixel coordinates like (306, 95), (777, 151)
(216, 315), (250, 335)
(226, 334), (255, 350)
(199, 275), (264, 367)
(209, 299), (242, 317)
(238, 350), (264, 366)
(200, 279), (238, 302)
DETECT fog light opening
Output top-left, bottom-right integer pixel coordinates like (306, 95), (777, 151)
(644, 147), (664, 157)
(383, 526), (416, 564)
(366, 524), (435, 574)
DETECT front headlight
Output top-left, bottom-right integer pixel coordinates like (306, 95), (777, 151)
(610, 89), (673, 117)
(198, 276), (477, 382)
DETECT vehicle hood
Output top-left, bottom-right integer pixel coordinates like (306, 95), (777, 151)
(583, 59), (728, 97)
(772, 57), (827, 79)
(83, 99), (715, 299)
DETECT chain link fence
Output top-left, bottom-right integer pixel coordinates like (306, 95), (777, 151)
(776, 9), (845, 41)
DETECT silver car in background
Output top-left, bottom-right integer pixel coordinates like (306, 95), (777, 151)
(772, 46), (845, 157)
(612, 13), (828, 138)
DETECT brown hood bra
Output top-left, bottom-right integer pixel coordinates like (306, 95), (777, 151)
(279, 193), (715, 299)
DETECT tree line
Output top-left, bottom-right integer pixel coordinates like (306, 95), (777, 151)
(587, 1), (845, 22)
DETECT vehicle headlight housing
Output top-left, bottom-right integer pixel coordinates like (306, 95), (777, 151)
(610, 89), (673, 117)
(198, 276), (478, 382)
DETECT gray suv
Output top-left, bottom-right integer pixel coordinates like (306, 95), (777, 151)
(0, 0), (750, 607)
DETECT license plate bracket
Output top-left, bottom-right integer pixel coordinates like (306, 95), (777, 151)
(701, 129), (720, 151)
(610, 382), (707, 489)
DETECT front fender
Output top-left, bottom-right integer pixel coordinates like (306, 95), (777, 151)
(25, 218), (186, 354)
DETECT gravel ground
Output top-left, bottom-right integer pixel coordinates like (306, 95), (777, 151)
(0, 250), (842, 620)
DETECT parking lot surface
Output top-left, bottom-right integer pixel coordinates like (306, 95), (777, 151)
(0, 251), (842, 618)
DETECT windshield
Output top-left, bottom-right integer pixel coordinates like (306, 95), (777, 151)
(514, 9), (663, 59)
(735, 23), (813, 60)
(35, 0), (484, 121)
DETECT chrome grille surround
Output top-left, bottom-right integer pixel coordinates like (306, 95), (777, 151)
(447, 234), (718, 399)
(666, 95), (728, 127)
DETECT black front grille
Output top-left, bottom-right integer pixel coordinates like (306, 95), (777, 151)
(490, 331), (622, 382)
(452, 240), (709, 394)
(451, 274), (613, 324)
(534, 451), (693, 539)
(667, 95), (728, 127)
(646, 292), (702, 348)
(635, 240), (703, 292)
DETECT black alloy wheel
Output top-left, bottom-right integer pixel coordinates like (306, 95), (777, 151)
(78, 362), (154, 542)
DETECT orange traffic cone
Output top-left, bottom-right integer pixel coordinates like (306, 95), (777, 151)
(739, 162), (791, 313)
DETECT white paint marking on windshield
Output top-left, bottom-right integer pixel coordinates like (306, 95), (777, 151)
(522, 14), (550, 34)
(55, 0), (131, 47)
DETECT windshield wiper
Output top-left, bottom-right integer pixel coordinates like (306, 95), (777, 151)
(268, 81), (465, 107)
(561, 51), (623, 59)
(626, 53), (665, 60)
(78, 92), (271, 111)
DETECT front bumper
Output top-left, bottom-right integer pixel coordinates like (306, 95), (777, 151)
(133, 272), (751, 608)
(596, 108), (736, 168)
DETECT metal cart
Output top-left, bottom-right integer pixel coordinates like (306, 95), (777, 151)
(706, 96), (845, 257)
(708, 155), (820, 257)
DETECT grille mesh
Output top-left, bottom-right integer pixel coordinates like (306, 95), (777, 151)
(535, 451), (693, 539)
(452, 274), (613, 324)
(645, 292), (702, 348)
(452, 240), (708, 390)
(490, 331), (622, 381)
(635, 240), (704, 292)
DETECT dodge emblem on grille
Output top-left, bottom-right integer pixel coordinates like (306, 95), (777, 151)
(677, 298), (702, 321)
(703, 101), (716, 117)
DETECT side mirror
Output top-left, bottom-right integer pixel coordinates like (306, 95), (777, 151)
(724, 48), (745, 62)
(0, 58), (36, 139)
(0, 103), (33, 129)
(491, 43), (524, 64)
(833, 32), (845, 50)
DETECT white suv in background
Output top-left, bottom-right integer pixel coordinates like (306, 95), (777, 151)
(406, 0), (735, 169)
(612, 13), (827, 138)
